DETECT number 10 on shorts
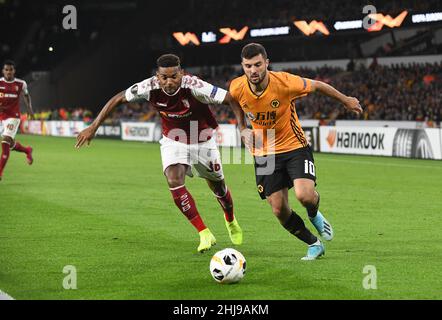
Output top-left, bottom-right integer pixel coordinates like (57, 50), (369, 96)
(304, 160), (316, 176)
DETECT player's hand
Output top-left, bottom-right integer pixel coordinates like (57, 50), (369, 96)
(75, 126), (97, 149)
(343, 96), (363, 115)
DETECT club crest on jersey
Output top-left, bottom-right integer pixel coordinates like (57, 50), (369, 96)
(271, 99), (280, 108)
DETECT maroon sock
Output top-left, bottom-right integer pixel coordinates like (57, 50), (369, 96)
(12, 141), (29, 154)
(215, 188), (235, 223)
(0, 142), (11, 176)
(170, 185), (207, 232)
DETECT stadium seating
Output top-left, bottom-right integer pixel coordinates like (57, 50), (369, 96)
(33, 61), (440, 124)
(2, 0), (441, 124)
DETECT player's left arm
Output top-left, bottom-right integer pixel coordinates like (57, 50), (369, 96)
(22, 83), (35, 119)
(310, 80), (363, 115)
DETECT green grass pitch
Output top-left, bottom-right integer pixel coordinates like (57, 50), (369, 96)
(1, 134), (441, 300)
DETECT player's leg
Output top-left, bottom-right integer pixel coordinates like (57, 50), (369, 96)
(268, 188), (325, 261)
(165, 164), (216, 253)
(206, 178), (235, 224)
(0, 133), (13, 180)
(0, 118), (32, 180)
(266, 189), (319, 245)
(1, 118), (23, 179)
(11, 140), (33, 165)
(294, 179), (333, 241)
(286, 146), (333, 241)
(193, 136), (243, 245)
(205, 179), (243, 245)
(166, 163), (206, 233)
(160, 136), (215, 253)
(256, 151), (324, 260)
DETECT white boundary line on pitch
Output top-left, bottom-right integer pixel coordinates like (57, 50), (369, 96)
(319, 157), (442, 170)
(0, 289), (15, 300)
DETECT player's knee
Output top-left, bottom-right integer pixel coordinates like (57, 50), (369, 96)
(295, 189), (316, 207)
(270, 203), (291, 221)
(2, 136), (13, 145)
(165, 165), (187, 188)
(167, 176), (185, 188)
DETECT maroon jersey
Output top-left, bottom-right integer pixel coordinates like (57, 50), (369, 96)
(125, 75), (227, 144)
(0, 77), (28, 120)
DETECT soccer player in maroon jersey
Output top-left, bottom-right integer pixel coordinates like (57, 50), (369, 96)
(76, 54), (243, 253)
(0, 60), (34, 181)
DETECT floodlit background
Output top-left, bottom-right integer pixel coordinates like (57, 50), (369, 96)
(0, 0), (441, 300)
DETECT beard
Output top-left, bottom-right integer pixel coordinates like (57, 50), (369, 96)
(248, 71), (266, 85)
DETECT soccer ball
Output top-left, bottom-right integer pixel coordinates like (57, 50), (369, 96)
(209, 248), (246, 284)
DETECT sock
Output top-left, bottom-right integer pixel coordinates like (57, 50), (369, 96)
(11, 141), (29, 154)
(310, 239), (321, 246)
(306, 192), (320, 219)
(283, 210), (318, 245)
(214, 188), (235, 223)
(170, 185), (207, 232)
(0, 142), (11, 176)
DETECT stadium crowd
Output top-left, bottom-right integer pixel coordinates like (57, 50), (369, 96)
(3, 0), (441, 76)
(32, 107), (94, 123)
(291, 61), (442, 124)
(194, 61), (442, 125)
(31, 61), (441, 126)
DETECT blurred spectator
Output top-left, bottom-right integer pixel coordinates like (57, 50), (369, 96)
(198, 61), (442, 124)
(27, 61), (442, 126)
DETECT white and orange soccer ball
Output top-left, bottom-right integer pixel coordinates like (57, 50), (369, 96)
(209, 248), (246, 284)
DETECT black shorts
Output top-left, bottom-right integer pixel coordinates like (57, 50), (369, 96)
(254, 146), (317, 200)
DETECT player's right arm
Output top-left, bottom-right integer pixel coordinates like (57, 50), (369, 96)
(75, 91), (127, 148)
(76, 78), (154, 149)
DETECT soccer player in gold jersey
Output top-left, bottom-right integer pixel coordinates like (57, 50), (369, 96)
(229, 43), (362, 260)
